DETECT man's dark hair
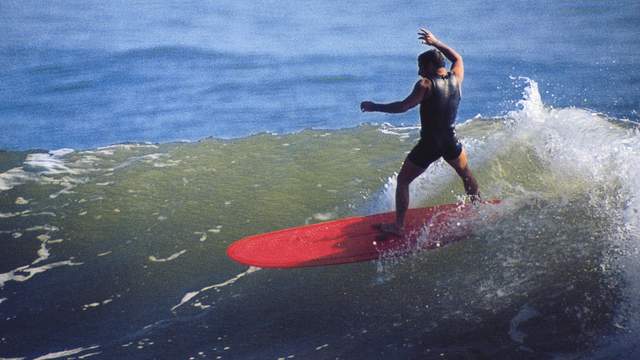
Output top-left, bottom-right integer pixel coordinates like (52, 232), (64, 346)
(418, 49), (445, 69)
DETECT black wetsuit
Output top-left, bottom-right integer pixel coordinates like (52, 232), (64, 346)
(407, 72), (463, 168)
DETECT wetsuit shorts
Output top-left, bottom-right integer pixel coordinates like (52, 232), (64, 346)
(407, 133), (463, 169)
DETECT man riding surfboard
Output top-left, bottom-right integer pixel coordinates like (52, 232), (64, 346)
(360, 28), (480, 236)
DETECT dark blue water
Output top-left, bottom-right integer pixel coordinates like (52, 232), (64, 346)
(1, 0), (638, 150)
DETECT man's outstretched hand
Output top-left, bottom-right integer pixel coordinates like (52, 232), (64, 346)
(360, 101), (375, 112)
(418, 28), (440, 46)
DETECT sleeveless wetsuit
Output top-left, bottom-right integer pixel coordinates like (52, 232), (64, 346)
(407, 72), (463, 168)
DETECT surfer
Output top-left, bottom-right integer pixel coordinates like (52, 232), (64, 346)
(360, 28), (480, 236)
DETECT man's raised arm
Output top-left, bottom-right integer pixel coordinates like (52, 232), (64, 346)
(418, 28), (464, 83)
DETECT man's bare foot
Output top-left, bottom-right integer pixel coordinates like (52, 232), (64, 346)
(374, 223), (404, 237)
(469, 194), (482, 205)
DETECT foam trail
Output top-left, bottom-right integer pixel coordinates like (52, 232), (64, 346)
(32, 345), (100, 360)
(0, 260), (83, 288)
(149, 250), (187, 262)
(171, 267), (261, 311)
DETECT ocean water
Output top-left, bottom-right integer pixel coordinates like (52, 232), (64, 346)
(1, 1), (639, 359)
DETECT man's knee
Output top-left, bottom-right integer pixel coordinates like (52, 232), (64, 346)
(398, 169), (421, 186)
(397, 159), (425, 186)
(397, 173), (412, 186)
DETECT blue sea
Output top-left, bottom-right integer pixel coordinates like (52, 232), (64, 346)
(1, 1), (639, 359)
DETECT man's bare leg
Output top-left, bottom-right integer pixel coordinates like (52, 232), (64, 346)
(378, 158), (426, 236)
(445, 148), (480, 200)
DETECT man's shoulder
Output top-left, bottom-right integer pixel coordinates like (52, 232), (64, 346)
(417, 78), (432, 89)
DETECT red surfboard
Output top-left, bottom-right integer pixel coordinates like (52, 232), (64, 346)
(227, 200), (500, 268)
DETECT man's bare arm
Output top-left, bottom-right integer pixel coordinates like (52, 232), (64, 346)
(361, 80), (429, 113)
(418, 28), (464, 83)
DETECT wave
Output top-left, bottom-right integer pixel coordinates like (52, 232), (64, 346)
(367, 78), (640, 355)
(1, 76), (639, 358)
(371, 77), (639, 223)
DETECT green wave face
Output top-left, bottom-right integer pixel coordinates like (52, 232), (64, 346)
(1, 80), (639, 358)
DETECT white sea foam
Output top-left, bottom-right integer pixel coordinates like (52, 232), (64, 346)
(32, 345), (100, 360)
(82, 298), (113, 311)
(77, 352), (102, 359)
(207, 226), (223, 234)
(313, 211), (336, 221)
(0, 260), (83, 288)
(25, 224), (59, 232)
(23, 152), (77, 175)
(49, 148), (75, 157)
(149, 250), (187, 262)
(86, 149), (115, 156)
(0, 149), (87, 197)
(376, 123), (419, 140)
(508, 78), (639, 233)
(97, 143), (158, 151)
(172, 266), (260, 311)
(305, 211), (337, 225)
(33, 240), (50, 265)
(0, 211), (55, 219)
(110, 153), (168, 171)
(0, 210), (31, 218)
(0, 167), (38, 191)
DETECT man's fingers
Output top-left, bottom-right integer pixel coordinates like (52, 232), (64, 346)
(418, 28), (433, 43)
